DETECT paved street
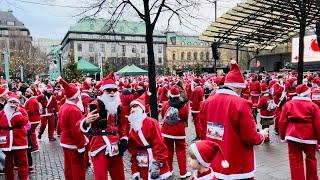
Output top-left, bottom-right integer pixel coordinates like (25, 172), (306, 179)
(2, 115), (320, 180)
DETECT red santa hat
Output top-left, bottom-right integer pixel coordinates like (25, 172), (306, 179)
(99, 72), (118, 91)
(57, 77), (80, 100)
(224, 60), (245, 88)
(190, 140), (229, 168)
(215, 76), (225, 86)
(8, 93), (20, 103)
(130, 92), (151, 112)
(46, 84), (53, 91)
(168, 86), (180, 98)
(193, 78), (201, 84)
(296, 84), (311, 97)
(82, 80), (91, 92)
(261, 83), (268, 93)
(0, 87), (8, 97)
(268, 79), (278, 89)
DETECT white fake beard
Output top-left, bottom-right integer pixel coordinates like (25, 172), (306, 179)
(128, 108), (147, 132)
(98, 92), (121, 114)
(4, 104), (15, 120)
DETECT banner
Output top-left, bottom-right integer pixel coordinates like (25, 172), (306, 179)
(291, 35), (320, 63)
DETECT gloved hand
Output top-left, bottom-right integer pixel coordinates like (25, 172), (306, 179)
(149, 161), (161, 179)
(118, 139), (128, 156)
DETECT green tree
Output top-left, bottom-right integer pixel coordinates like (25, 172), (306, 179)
(165, 67), (171, 76)
(193, 63), (202, 76)
(63, 52), (83, 82)
(103, 60), (111, 76)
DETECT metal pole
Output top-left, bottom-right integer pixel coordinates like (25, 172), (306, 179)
(236, 43), (239, 63)
(3, 52), (10, 81)
(214, 0), (217, 73)
(20, 65), (23, 82)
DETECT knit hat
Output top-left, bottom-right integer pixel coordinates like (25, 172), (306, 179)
(8, 93), (20, 103)
(296, 84), (310, 97)
(224, 60), (245, 88)
(190, 140), (229, 168)
(261, 83), (268, 93)
(0, 87), (8, 97)
(168, 86), (180, 98)
(130, 91), (151, 112)
(99, 72), (118, 91)
(57, 77), (79, 100)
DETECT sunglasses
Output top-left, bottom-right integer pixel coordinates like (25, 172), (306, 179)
(105, 88), (117, 93)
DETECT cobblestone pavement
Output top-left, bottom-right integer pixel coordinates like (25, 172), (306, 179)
(2, 114), (320, 180)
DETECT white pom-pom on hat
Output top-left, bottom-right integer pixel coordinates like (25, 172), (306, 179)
(221, 160), (229, 168)
(147, 91), (152, 96)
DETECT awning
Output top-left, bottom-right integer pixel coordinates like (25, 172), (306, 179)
(117, 64), (148, 76)
(77, 59), (100, 73)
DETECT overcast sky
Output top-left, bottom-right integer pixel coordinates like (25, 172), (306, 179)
(0, 0), (244, 41)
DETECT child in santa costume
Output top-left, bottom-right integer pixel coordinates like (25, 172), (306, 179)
(127, 93), (171, 180)
(188, 140), (229, 180)
(0, 93), (29, 180)
(279, 84), (320, 180)
(161, 86), (191, 178)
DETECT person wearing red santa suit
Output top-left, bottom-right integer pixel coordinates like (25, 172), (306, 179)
(37, 84), (59, 141)
(159, 82), (169, 106)
(257, 83), (276, 142)
(188, 140), (229, 180)
(201, 60), (268, 179)
(241, 82), (250, 100)
(127, 93), (171, 180)
(190, 78), (204, 142)
(24, 88), (41, 152)
(285, 77), (297, 101)
(0, 87), (9, 110)
(0, 94), (29, 180)
(120, 83), (135, 134)
(249, 74), (261, 107)
(80, 72), (128, 180)
(58, 77), (97, 180)
(161, 86), (191, 179)
(311, 78), (320, 107)
(270, 77), (286, 135)
(134, 83), (151, 116)
(279, 84), (320, 180)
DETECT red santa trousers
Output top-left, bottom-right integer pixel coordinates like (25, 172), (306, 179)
(4, 149), (28, 180)
(274, 107), (282, 130)
(192, 113), (204, 139)
(91, 151), (125, 180)
(30, 123), (39, 150)
(39, 115), (55, 139)
(251, 96), (259, 106)
(63, 148), (87, 180)
(288, 141), (318, 180)
(163, 138), (187, 176)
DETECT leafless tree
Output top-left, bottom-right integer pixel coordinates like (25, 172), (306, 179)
(77, 0), (216, 119)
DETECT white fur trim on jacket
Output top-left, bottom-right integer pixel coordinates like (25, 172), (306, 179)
(120, 136), (128, 141)
(292, 96), (311, 101)
(212, 170), (255, 180)
(259, 115), (275, 119)
(224, 82), (246, 89)
(11, 145), (28, 150)
(190, 143), (210, 167)
(285, 136), (317, 144)
(162, 133), (186, 139)
(80, 118), (91, 133)
(216, 89), (239, 97)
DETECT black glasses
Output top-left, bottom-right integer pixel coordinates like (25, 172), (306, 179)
(105, 89), (117, 93)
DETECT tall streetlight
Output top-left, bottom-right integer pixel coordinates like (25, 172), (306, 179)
(211, 0), (218, 73)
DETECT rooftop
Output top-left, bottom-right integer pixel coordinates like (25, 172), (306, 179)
(166, 32), (210, 46)
(0, 10), (27, 29)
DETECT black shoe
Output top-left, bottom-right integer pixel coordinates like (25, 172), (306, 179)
(191, 137), (200, 142)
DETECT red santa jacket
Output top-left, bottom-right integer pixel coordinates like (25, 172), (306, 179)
(311, 87), (320, 107)
(202, 88), (264, 179)
(257, 93), (276, 119)
(81, 99), (128, 157)
(279, 96), (320, 144)
(58, 101), (88, 153)
(241, 85), (250, 100)
(159, 86), (169, 103)
(272, 83), (286, 107)
(249, 81), (261, 96)
(128, 117), (170, 180)
(190, 86), (204, 113)
(0, 107), (29, 151)
(24, 96), (41, 124)
(161, 102), (189, 139)
(37, 94), (58, 117)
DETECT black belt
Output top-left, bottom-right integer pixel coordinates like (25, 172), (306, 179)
(137, 145), (152, 150)
(89, 131), (117, 136)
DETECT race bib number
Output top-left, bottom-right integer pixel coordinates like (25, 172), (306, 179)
(0, 135), (6, 145)
(108, 142), (119, 157)
(136, 151), (149, 167)
(206, 122), (224, 140)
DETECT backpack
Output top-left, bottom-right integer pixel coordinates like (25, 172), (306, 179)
(164, 107), (180, 125)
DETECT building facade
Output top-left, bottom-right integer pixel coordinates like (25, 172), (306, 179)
(33, 38), (60, 54)
(61, 18), (167, 74)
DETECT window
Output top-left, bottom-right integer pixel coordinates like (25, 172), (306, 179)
(158, 46), (162, 53)
(141, 45), (145, 53)
(200, 52), (204, 60)
(122, 45), (126, 56)
(111, 45), (116, 53)
(6, 21), (14, 26)
(172, 53), (176, 61)
(206, 52), (210, 61)
(187, 52), (191, 60)
(89, 56), (94, 63)
(132, 45), (136, 53)
(141, 57), (146, 64)
(158, 57), (162, 64)
(77, 43), (82, 52)
(78, 57), (82, 61)
(170, 37), (176, 45)
(181, 52), (185, 60)
(194, 52), (198, 60)
(100, 44), (105, 52)
(89, 43), (94, 52)
(121, 36), (125, 40)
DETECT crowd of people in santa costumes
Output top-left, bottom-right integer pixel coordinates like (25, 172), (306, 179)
(0, 58), (320, 179)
